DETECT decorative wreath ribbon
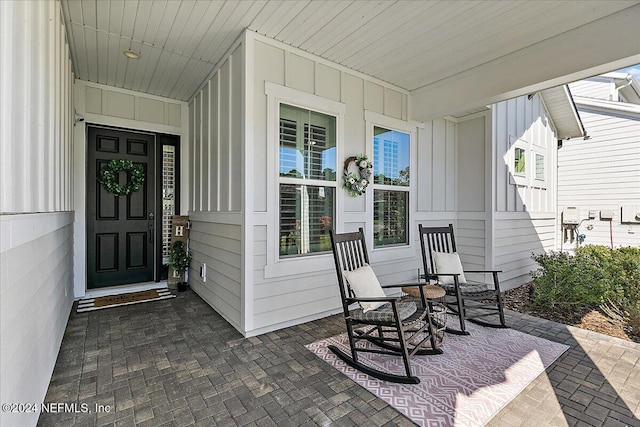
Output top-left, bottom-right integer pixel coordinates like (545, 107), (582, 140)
(343, 154), (372, 197)
(97, 159), (145, 196)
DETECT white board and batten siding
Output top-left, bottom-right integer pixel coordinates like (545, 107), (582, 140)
(187, 42), (245, 331)
(557, 105), (640, 248)
(492, 94), (558, 290)
(248, 33), (463, 336)
(455, 115), (489, 275)
(0, 2), (75, 427)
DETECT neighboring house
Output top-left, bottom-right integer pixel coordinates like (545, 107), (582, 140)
(557, 73), (640, 249)
(2, 1), (638, 426)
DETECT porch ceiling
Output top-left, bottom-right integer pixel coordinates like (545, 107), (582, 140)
(61, 0), (640, 117)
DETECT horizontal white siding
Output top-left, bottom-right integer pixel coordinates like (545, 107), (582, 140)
(1, 0), (74, 213)
(569, 78), (613, 101)
(456, 219), (486, 273)
(189, 218), (242, 331)
(494, 216), (556, 290)
(557, 106), (640, 248)
(0, 213), (74, 427)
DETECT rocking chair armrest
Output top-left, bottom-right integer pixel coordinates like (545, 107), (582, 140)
(345, 296), (396, 304)
(380, 283), (422, 290)
(463, 270), (502, 274)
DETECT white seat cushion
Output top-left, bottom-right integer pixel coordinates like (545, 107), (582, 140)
(433, 252), (467, 285)
(343, 264), (387, 312)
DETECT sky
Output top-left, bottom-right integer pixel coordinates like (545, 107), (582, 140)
(617, 64), (640, 79)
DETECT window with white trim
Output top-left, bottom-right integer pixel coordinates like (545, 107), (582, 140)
(278, 104), (336, 257)
(508, 136), (529, 186)
(372, 126), (410, 247)
(531, 144), (547, 188)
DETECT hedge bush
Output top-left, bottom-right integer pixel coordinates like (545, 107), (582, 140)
(531, 245), (640, 334)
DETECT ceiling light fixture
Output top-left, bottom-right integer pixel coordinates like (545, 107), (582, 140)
(122, 49), (141, 59)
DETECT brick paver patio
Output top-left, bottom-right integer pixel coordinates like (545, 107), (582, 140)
(38, 290), (639, 426)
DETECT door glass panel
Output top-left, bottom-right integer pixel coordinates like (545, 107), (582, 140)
(162, 145), (176, 266)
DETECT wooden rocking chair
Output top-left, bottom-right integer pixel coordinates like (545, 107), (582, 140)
(419, 223), (507, 335)
(329, 228), (443, 384)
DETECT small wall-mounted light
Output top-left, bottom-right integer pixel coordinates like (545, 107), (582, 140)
(122, 49), (141, 59)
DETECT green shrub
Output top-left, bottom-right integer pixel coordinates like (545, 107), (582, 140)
(530, 245), (640, 314)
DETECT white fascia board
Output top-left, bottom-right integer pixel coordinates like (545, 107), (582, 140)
(574, 96), (640, 116)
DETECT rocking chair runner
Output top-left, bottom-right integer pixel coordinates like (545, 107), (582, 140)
(418, 224), (507, 334)
(329, 228), (443, 384)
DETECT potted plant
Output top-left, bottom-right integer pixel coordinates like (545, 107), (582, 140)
(168, 240), (192, 292)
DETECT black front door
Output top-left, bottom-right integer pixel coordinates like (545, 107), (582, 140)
(87, 126), (155, 288)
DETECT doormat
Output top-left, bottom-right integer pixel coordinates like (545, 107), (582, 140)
(306, 316), (569, 427)
(77, 287), (175, 313)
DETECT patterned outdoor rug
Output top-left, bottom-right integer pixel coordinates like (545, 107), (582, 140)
(306, 316), (569, 427)
(77, 287), (175, 313)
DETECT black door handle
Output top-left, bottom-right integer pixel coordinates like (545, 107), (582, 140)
(149, 212), (154, 242)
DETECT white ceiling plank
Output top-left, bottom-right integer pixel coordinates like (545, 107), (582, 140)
(145, 49), (173, 94)
(245, 1), (283, 34)
(61, 1), (79, 76)
(272, 1), (332, 42)
(162, 0), (197, 52)
(343, 1), (475, 66)
(171, 1), (211, 55)
(173, 60), (214, 101)
(344, 1), (474, 73)
(169, 58), (204, 100)
(200, 2), (240, 65)
(321, 1), (409, 62)
(317, 1), (405, 59)
(95, 0), (110, 32)
(107, 0), (124, 35)
(141, 0), (166, 45)
(66, 0), (84, 24)
(83, 27), (99, 83)
(298, 1), (385, 54)
(131, 0), (153, 42)
(202, 1), (266, 63)
(120, 0), (139, 40)
(260, 1), (311, 40)
(106, 34), (121, 87)
(96, 30), (109, 84)
(180, 1), (225, 57)
(115, 37), (130, 89)
(136, 46), (164, 94)
(129, 43), (154, 92)
(192, 1), (265, 60)
(81, 0), (97, 29)
(70, 22), (89, 82)
(151, 0), (180, 47)
(155, 53), (190, 98)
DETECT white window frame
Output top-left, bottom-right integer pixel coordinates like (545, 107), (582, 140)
(365, 110), (418, 260)
(264, 82), (346, 278)
(531, 144), (547, 188)
(508, 136), (529, 186)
